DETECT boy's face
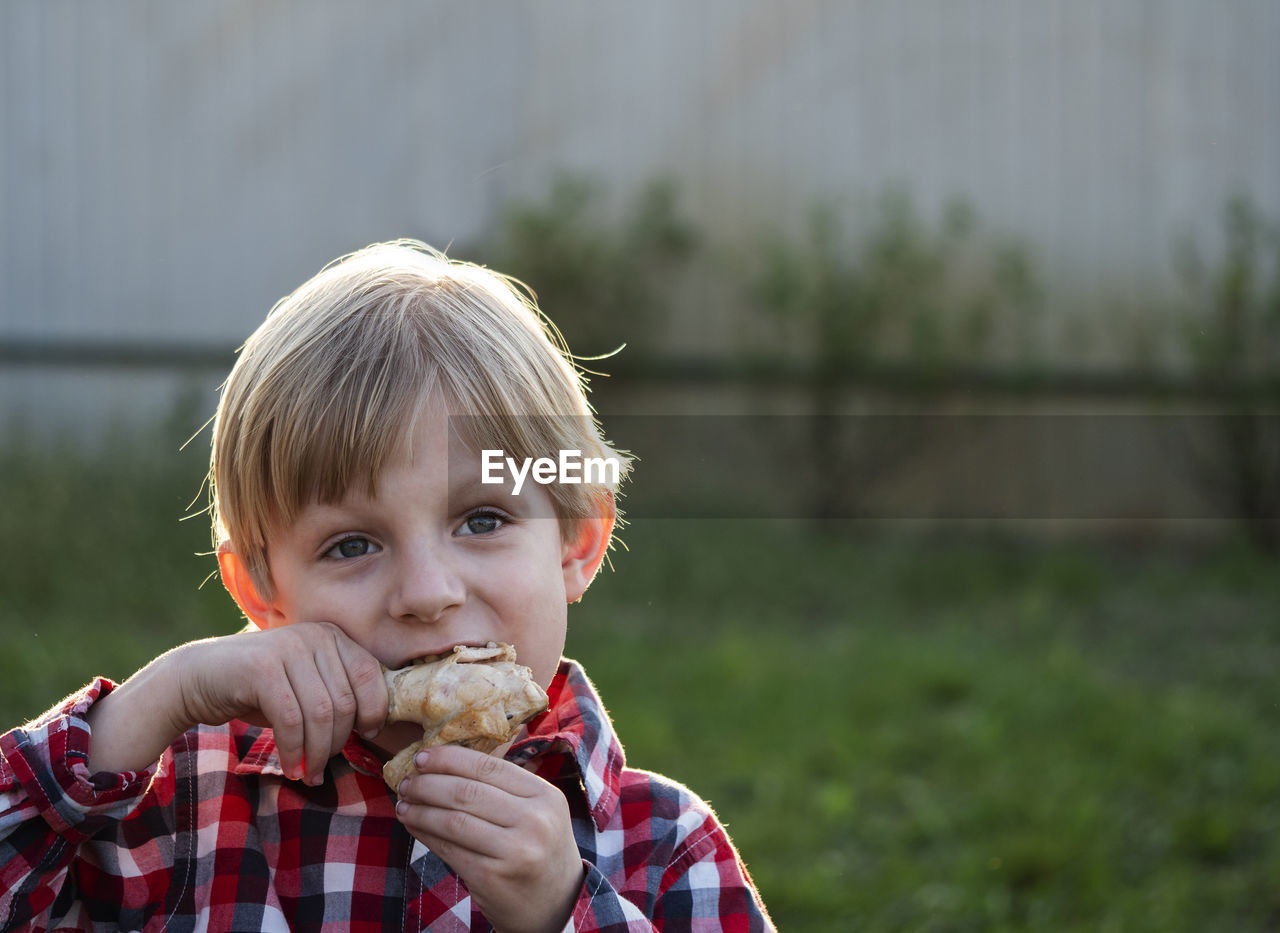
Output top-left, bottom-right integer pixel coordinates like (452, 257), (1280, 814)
(227, 393), (607, 754)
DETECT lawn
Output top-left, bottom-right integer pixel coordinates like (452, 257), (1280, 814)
(3, 432), (1279, 931)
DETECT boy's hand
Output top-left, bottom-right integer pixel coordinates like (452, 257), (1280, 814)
(395, 746), (584, 933)
(87, 623), (388, 784)
(174, 623), (388, 784)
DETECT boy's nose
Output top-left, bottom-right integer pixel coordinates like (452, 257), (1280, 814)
(388, 546), (466, 623)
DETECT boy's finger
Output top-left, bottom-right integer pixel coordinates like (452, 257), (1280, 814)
(256, 668), (307, 779)
(334, 638), (389, 738)
(412, 746), (539, 797)
(283, 655), (338, 785)
(312, 644), (361, 760)
(395, 799), (505, 860)
(397, 773), (519, 828)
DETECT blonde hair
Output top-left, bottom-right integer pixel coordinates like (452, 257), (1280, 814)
(210, 240), (627, 594)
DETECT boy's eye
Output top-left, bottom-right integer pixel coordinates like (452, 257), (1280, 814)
(327, 537), (377, 559)
(460, 511), (504, 536)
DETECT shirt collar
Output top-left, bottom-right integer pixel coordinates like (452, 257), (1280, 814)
(233, 727), (385, 781)
(230, 657), (627, 833)
(507, 658), (625, 832)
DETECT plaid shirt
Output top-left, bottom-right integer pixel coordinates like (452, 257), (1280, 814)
(1, 658), (772, 932)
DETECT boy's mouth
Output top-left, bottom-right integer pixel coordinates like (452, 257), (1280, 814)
(391, 640), (495, 669)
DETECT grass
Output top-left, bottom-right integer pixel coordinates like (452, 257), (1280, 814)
(3, 432), (1279, 931)
(570, 526), (1280, 931)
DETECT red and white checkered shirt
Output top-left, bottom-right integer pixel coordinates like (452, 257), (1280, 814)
(0, 658), (772, 931)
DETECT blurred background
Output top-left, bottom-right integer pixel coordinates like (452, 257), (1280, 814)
(2, 2), (1279, 929)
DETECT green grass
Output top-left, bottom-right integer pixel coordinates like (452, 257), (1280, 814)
(3, 434), (1280, 931)
(571, 528), (1280, 931)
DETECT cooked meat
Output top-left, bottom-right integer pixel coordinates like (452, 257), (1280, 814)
(381, 642), (548, 792)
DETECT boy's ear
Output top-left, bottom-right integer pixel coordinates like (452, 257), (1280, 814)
(217, 543), (284, 630)
(562, 494), (617, 604)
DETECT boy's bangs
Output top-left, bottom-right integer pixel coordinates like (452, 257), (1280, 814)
(266, 347), (434, 525)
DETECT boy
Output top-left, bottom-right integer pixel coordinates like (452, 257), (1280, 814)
(0, 242), (773, 932)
